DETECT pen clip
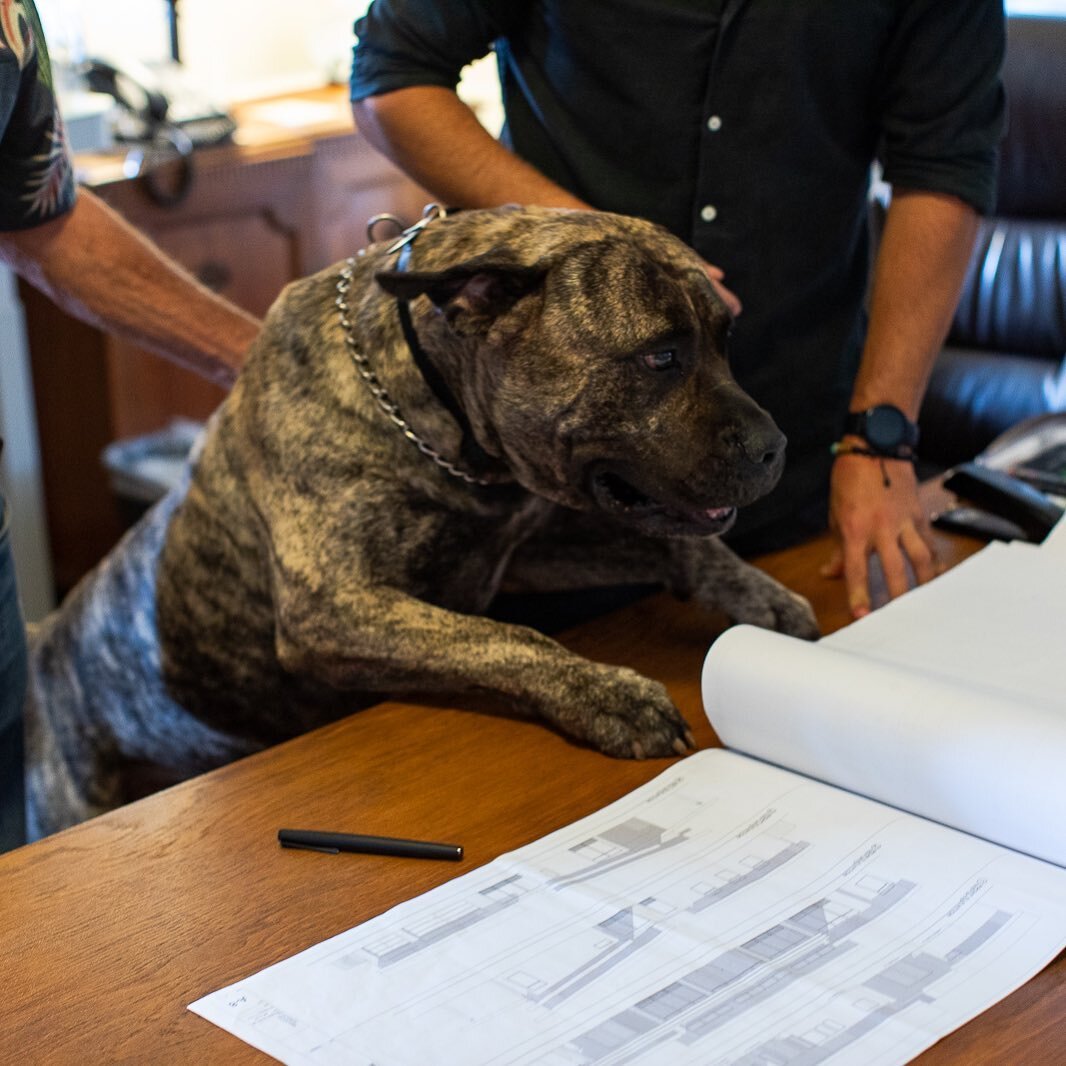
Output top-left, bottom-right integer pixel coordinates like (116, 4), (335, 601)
(280, 841), (340, 855)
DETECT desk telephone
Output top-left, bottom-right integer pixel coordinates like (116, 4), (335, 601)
(82, 58), (236, 205)
(940, 463), (1064, 542)
(83, 58), (236, 148)
(935, 415), (1066, 543)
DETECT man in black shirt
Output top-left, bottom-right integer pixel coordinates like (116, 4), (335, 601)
(349, 0), (1005, 618)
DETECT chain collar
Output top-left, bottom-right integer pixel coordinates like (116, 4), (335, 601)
(336, 210), (502, 487)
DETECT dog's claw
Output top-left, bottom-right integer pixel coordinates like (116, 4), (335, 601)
(684, 729), (696, 749)
(672, 737), (689, 757)
(631, 740), (647, 760)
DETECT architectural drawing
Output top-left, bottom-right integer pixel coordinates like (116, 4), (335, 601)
(190, 750), (1066, 1066)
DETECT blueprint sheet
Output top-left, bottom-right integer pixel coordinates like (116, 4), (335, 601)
(190, 749), (1066, 1065)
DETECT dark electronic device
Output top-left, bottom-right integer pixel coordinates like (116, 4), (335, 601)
(932, 505), (1028, 543)
(83, 58), (236, 148)
(1011, 441), (1066, 497)
(81, 58), (237, 207)
(943, 462), (1064, 543)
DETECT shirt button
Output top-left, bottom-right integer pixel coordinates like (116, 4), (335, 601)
(700, 204), (718, 223)
(707, 115), (722, 132)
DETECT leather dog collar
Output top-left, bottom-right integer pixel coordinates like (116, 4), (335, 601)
(338, 207), (509, 488)
(392, 232), (497, 478)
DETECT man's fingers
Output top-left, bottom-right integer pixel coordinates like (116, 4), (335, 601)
(842, 539), (871, 618)
(900, 523), (938, 585)
(836, 523), (939, 621)
(711, 279), (743, 317)
(878, 538), (913, 602)
(701, 260), (743, 316)
(881, 521), (938, 602)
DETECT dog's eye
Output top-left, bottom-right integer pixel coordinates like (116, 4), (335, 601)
(642, 349), (679, 371)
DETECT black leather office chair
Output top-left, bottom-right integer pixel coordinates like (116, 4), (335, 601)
(918, 15), (1066, 467)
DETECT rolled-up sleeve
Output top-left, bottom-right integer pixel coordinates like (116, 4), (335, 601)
(350, 0), (517, 101)
(877, 0), (1005, 214)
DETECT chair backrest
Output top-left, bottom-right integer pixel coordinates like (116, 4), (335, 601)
(919, 15), (1066, 466)
(949, 15), (1066, 359)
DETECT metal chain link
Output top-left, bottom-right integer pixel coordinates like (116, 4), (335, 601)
(336, 259), (497, 487)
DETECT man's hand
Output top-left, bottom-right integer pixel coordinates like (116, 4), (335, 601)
(702, 261), (742, 317)
(821, 450), (939, 618)
(825, 189), (979, 618)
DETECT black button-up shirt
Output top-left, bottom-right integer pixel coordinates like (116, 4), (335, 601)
(351, 0), (1005, 539)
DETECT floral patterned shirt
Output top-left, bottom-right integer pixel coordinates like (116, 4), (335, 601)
(0, 0), (75, 230)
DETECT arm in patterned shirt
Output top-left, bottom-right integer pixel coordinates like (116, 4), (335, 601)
(0, 0), (258, 384)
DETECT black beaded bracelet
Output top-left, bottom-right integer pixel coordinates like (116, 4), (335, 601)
(830, 440), (917, 487)
(831, 441), (917, 461)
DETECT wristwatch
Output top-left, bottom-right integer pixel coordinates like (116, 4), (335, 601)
(843, 404), (920, 458)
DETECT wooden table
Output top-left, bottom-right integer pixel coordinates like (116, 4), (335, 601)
(2, 518), (1062, 1064)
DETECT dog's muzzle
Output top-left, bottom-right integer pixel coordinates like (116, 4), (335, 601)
(585, 415), (786, 536)
(587, 464), (739, 536)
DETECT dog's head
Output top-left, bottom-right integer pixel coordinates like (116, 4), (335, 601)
(375, 209), (785, 538)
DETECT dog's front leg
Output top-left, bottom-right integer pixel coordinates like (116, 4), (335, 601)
(503, 511), (818, 639)
(273, 580), (692, 760)
(668, 537), (820, 639)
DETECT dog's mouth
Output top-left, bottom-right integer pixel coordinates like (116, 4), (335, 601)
(590, 469), (737, 535)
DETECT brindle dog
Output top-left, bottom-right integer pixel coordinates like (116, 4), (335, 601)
(25, 206), (818, 838)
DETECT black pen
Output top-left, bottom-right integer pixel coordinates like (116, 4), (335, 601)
(278, 828), (463, 862)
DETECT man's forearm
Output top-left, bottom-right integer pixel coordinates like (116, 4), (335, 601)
(827, 189), (980, 616)
(352, 86), (589, 211)
(0, 189), (260, 386)
(850, 189), (979, 421)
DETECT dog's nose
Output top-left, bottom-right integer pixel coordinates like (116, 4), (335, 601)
(709, 385), (787, 476)
(744, 425), (786, 467)
(724, 422), (786, 469)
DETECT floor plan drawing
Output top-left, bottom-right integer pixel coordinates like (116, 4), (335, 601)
(360, 874), (530, 969)
(190, 750), (1066, 1066)
(548, 818), (690, 889)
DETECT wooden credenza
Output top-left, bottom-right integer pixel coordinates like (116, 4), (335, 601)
(21, 87), (430, 596)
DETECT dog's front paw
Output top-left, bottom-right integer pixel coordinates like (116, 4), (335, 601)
(714, 566), (820, 640)
(539, 662), (695, 760)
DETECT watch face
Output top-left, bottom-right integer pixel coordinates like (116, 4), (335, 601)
(864, 405), (909, 450)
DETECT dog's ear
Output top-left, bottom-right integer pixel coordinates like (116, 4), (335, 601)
(375, 260), (546, 335)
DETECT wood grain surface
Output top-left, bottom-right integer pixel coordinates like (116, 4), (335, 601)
(3, 509), (1061, 1064)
